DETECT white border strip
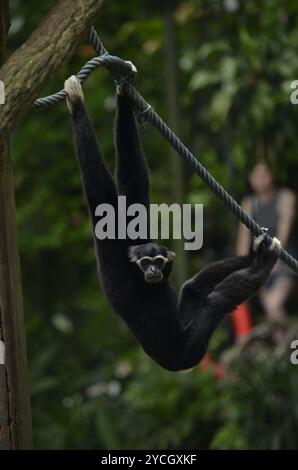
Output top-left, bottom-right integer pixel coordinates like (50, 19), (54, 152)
(0, 340), (5, 365)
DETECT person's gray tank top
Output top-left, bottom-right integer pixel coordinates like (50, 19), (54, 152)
(251, 189), (296, 257)
(251, 191), (279, 238)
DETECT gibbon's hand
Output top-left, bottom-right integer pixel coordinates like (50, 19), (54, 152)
(64, 75), (84, 114)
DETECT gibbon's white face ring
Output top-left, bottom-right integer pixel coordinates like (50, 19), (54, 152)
(136, 255), (169, 273)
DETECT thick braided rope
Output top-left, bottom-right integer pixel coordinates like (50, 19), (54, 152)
(33, 27), (298, 274)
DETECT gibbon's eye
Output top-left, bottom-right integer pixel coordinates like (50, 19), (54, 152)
(153, 256), (168, 270)
(138, 257), (152, 272)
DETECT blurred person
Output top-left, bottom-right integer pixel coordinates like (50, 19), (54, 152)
(236, 162), (297, 342)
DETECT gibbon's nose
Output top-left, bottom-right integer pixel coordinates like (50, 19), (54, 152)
(150, 265), (157, 274)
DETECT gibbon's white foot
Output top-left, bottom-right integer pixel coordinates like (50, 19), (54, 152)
(252, 233), (267, 253)
(64, 75), (84, 114)
(269, 237), (282, 254)
(252, 233), (282, 257)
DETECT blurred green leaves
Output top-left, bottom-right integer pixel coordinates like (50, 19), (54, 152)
(8, 0), (298, 449)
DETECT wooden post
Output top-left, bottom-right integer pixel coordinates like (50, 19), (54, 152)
(0, 1), (32, 449)
(0, 2), (29, 450)
(0, 142), (33, 449)
(0, 0), (106, 449)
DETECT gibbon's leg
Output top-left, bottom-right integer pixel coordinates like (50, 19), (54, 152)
(206, 237), (281, 318)
(181, 256), (251, 300)
(172, 237), (281, 370)
(178, 234), (280, 329)
(178, 256), (251, 328)
(115, 87), (150, 212)
(65, 76), (118, 216)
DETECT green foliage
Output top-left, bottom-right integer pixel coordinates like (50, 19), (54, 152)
(212, 329), (298, 449)
(118, 363), (221, 449)
(8, 0), (298, 449)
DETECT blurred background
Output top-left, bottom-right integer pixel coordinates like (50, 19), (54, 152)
(7, 0), (298, 449)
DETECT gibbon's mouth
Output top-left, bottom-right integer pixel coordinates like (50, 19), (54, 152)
(145, 272), (163, 284)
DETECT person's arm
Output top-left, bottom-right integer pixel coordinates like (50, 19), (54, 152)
(235, 197), (253, 256)
(276, 189), (296, 246)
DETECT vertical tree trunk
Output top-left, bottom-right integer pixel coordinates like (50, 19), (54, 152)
(0, 0), (106, 449)
(163, 1), (188, 285)
(0, 1), (32, 448)
(0, 142), (33, 449)
(0, 0), (10, 65)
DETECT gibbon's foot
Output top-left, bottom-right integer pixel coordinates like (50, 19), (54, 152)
(116, 60), (137, 96)
(64, 75), (84, 114)
(269, 237), (282, 254)
(251, 234), (281, 262)
(251, 233), (267, 255)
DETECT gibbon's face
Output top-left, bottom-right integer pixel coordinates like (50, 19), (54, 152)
(128, 243), (175, 284)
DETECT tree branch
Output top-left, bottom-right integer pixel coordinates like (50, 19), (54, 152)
(0, 0), (105, 140)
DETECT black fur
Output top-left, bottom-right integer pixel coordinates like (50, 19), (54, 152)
(68, 92), (278, 372)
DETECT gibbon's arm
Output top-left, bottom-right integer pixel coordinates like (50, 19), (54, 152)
(65, 76), (128, 277)
(65, 76), (117, 216)
(115, 92), (150, 210)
